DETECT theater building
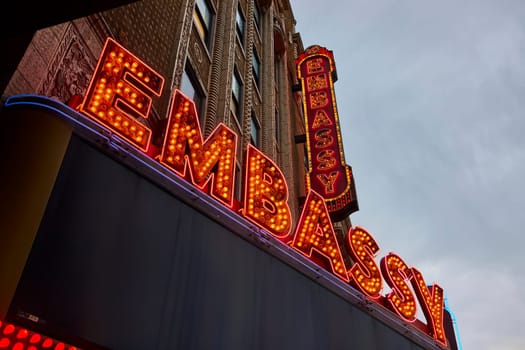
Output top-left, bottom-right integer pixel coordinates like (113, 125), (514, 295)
(0, 1), (458, 349)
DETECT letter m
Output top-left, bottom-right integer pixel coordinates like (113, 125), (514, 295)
(160, 90), (238, 208)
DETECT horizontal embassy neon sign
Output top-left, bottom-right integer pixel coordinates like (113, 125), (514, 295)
(78, 37), (448, 347)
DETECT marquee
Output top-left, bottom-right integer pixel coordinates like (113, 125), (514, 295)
(76, 37), (447, 347)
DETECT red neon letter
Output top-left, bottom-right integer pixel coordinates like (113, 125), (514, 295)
(296, 45), (359, 221)
(314, 129), (334, 148)
(80, 37), (164, 151)
(312, 110), (333, 129)
(380, 253), (417, 322)
(160, 90), (237, 208)
(345, 226), (382, 298)
(291, 190), (349, 282)
(316, 172), (339, 194)
(410, 267), (447, 347)
(316, 150), (337, 170)
(243, 144), (292, 239)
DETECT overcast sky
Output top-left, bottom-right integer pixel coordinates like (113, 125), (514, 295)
(291, 1), (525, 349)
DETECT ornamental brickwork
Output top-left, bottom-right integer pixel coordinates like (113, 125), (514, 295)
(2, 0), (348, 227)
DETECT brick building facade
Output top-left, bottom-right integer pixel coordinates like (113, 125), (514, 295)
(0, 1), (460, 349)
(2, 0), (352, 231)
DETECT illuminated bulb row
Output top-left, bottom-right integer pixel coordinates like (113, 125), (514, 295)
(0, 320), (78, 350)
(84, 52), (152, 149)
(335, 191), (352, 207)
(246, 152), (289, 232)
(411, 270), (445, 341)
(208, 130), (235, 200)
(93, 78), (146, 113)
(316, 150), (337, 171)
(107, 48), (162, 91)
(161, 98), (236, 203)
(350, 229), (378, 260)
(99, 53), (150, 115)
(306, 58), (324, 75)
(348, 228), (382, 295)
(355, 274), (382, 295)
(313, 129), (334, 149)
(163, 103), (201, 169)
(306, 74), (327, 91)
(295, 196), (345, 275)
(79, 38), (165, 152)
(309, 91), (329, 109)
(316, 173), (338, 194)
(384, 255), (416, 319)
(311, 110), (332, 129)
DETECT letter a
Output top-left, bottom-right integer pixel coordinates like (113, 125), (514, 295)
(291, 190), (349, 282)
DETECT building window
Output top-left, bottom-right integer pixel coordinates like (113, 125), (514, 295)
(274, 107), (279, 144)
(250, 111), (260, 147)
(303, 144), (309, 170)
(274, 56), (281, 144)
(252, 48), (261, 88)
(274, 57), (280, 91)
(194, 0), (214, 49)
(236, 4), (245, 46)
(231, 68), (243, 125)
(235, 164), (242, 202)
(253, 1), (261, 33)
(181, 64), (205, 125)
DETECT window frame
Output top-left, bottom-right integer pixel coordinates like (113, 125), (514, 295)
(231, 67), (244, 126)
(253, 1), (261, 34)
(250, 111), (261, 147)
(252, 47), (261, 89)
(193, 0), (214, 50)
(274, 106), (280, 146)
(236, 4), (246, 47)
(180, 63), (206, 126)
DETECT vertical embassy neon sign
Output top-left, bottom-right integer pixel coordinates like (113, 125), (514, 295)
(78, 37), (448, 347)
(296, 45), (358, 221)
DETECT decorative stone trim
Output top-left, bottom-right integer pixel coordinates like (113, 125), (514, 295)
(171, 0), (196, 90)
(39, 22), (98, 104)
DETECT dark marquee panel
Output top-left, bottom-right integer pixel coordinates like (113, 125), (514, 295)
(0, 96), (446, 350)
(8, 132), (426, 350)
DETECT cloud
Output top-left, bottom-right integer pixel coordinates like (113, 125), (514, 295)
(417, 258), (525, 350)
(291, 1), (525, 349)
